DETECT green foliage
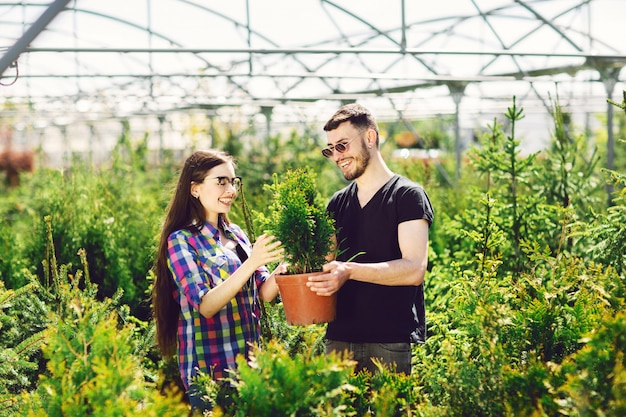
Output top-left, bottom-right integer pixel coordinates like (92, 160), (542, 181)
(554, 311), (626, 416)
(0, 280), (48, 417)
(416, 97), (625, 416)
(1, 98), (626, 415)
(607, 89), (626, 113)
(259, 299), (328, 355)
(21, 298), (189, 416)
(501, 356), (556, 417)
(515, 247), (611, 362)
(528, 99), (605, 264)
(225, 339), (356, 417)
(416, 246), (617, 416)
(0, 136), (172, 320)
(193, 339), (428, 417)
(228, 128), (344, 227)
(348, 363), (424, 417)
(415, 238), (510, 416)
(574, 172), (626, 276)
(468, 97), (538, 273)
(17, 222), (188, 417)
(257, 168), (335, 274)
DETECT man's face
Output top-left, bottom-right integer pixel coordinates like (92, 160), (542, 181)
(325, 122), (370, 181)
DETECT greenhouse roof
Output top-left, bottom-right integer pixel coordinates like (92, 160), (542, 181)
(1, 0), (626, 158)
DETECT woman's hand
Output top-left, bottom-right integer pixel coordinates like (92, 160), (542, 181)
(259, 261), (288, 302)
(248, 233), (284, 269)
(272, 262), (289, 276)
(199, 234), (284, 317)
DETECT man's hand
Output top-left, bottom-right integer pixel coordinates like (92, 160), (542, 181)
(306, 261), (350, 296)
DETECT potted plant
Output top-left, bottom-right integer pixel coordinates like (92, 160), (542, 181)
(257, 168), (336, 325)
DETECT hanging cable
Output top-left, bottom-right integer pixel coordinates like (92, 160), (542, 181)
(0, 59), (18, 86)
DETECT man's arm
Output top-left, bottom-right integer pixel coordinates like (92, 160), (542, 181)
(307, 218), (430, 296)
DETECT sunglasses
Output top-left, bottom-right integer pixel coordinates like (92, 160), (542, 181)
(204, 176), (242, 191)
(321, 136), (357, 158)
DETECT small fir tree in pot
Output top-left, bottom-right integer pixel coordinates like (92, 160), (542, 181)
(262, 168), (335, 274)
(257, 168), (336, 325)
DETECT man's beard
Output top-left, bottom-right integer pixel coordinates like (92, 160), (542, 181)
(343, 145), (370, 181)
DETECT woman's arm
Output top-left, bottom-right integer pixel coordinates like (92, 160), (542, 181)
(258, 263), (287, 302)
(198, 234), (284, 317)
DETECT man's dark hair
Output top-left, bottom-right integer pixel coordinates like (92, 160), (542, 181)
(323, 103), (379, 144)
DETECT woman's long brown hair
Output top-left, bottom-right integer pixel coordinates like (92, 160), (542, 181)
(152, 150), (235, 356)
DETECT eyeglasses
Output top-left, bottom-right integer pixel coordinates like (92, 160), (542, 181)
(205, 176), (242, 191)
(321, 136), (357, 158)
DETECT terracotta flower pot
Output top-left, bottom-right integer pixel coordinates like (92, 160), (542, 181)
(275, 271), (336, 325)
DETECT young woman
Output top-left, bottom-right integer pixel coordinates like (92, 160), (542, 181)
(152, 149), (284, 410)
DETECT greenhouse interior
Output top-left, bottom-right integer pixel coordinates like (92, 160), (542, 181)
(2, 0), (625, 170)
(3, 2), (626, 415)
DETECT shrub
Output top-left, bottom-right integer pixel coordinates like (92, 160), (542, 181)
(256, 168), (334, 274)
(554, 311), (626, 416)
(0, 280), (48, 417)
(18, 236), (188, 416)
(191, 337), (355, 417)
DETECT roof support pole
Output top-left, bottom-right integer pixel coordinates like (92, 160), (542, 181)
(603, 72), (619, 203)
(590, 58), (624, 203)
(599, 66), (621, 172)
(157, 115), (166, 165)
(447, 82), (467, 181)
(260, 106), (273, 141)
(0, 0), (73, 75)
(400, 0), (406, 51)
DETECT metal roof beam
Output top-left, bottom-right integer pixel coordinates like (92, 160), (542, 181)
(20, 47), (626, 60)
(514, 0), (584, 52)
(0, 0), (73, 75)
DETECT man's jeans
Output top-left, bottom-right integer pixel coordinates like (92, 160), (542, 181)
(325, 339), (412, 375)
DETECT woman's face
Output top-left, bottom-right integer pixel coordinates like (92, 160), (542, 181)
(191, 162), (238, 226)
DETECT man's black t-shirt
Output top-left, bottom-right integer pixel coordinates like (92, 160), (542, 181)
(325, 174), (434, 343)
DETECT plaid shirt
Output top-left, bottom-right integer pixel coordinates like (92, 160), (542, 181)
(166, 220), (269, 388)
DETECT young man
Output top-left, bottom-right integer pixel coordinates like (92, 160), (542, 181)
(307, 103), (434, 375)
